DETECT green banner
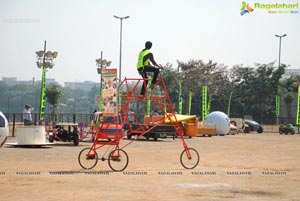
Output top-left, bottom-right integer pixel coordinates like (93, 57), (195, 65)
(188, 91), (192, 115)
(147, 98), (151, 117)
(296, 87), (300, 125)
(227, 92), (233, 117)
(178, 81), (182, 114)
(39, 68), (47, 121)
(147, 75), (152, 116)
(207, 95), (211, 116)
(202, 86), (207, 121)
(276, 95), (280, 117)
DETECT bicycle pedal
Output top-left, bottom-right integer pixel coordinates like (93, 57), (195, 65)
(110, 156), (121, 161)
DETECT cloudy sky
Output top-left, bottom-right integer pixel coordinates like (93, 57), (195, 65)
(0, 0), (299, 85)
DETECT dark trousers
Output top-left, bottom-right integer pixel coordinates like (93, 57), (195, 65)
(24, 119), (33, 126)
(139, 66), (159, 95)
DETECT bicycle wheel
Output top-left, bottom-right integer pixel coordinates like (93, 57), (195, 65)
(78, 147), (98, 169)
(180, 148), (200, 169)
(108, 149), (129, 172)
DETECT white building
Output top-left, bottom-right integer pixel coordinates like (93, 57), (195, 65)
(282, 68), (300, 78)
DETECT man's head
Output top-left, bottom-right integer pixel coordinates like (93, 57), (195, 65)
(145, 41), (152, 49)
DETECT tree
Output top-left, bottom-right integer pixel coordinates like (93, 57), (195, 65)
(46, 84), (63, 115)
(283, 93), (294, 123)
(229, 63), (285, 123)
(160, 63), (179, 109)
(279, 75), (300, 124)
(177, 59), (232, 115)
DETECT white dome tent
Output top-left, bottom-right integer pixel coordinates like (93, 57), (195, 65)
(205, 111), (230, 135)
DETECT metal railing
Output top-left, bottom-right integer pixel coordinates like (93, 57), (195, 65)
(4, 112), (93, 137)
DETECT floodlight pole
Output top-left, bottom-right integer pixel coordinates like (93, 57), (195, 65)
(113, 15), (129, 82)
(39, 40), (47, 122)
(275, 34), (287, 69)
(98, 51), (103, 111)
(275, 34), (287, 125)
(96, 51), (111, 112)
(36, 40), (57, 122)
(42, 41), (47, 67)
(114, 15), (129, 129)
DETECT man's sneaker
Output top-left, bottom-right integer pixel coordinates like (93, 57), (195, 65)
(150, 83), (156, 90)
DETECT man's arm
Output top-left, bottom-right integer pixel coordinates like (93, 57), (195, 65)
(144, 53), (159, 67)
(149, 53), (159, 67)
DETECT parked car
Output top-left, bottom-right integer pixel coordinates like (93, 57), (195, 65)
(92, 112), (124, 141)
(244, 115), (263, 133)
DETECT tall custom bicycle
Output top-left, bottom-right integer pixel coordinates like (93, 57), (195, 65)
(78, 75), (200, 172)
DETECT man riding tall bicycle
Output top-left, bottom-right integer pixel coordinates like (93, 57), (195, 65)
(137, 41), (163, 95)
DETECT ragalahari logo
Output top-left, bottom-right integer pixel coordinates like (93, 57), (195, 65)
(240, 2), (254, 15)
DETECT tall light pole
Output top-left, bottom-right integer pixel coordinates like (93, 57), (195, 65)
(36, 40), (58, 121)
(275, 34), (287, 125)
(275, 34), (287, 68)
(96, 51), (111, 112)
(113, 15), (130, 82)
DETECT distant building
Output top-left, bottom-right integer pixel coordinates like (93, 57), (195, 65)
(283, 68), (300, 78)
(1, 77), (18, 86)
(1, 77), (34, 86)
(46, 78), (60, 86)
(1, 76), (100, 90)
(1, 77), (59, 86)
(64, 81), (98, 91)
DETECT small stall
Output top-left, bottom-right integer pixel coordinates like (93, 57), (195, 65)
(197, 122), (217, 137)
(6, 125), (51, 147)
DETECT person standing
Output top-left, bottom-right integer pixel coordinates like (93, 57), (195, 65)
(137, 41), (163, 95)
(128, 108), (135, 123)
(23, 105), (33, 125)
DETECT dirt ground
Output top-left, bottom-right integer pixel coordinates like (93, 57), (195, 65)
(0, 131), (300, 201)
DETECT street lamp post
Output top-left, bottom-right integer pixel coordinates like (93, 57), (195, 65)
(113, 15), (130, 82)
(275, 34), (287, 68)
(275, 34), (287, 125)
(36, 40), (58, 121)
(96, 51), (111, 112)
